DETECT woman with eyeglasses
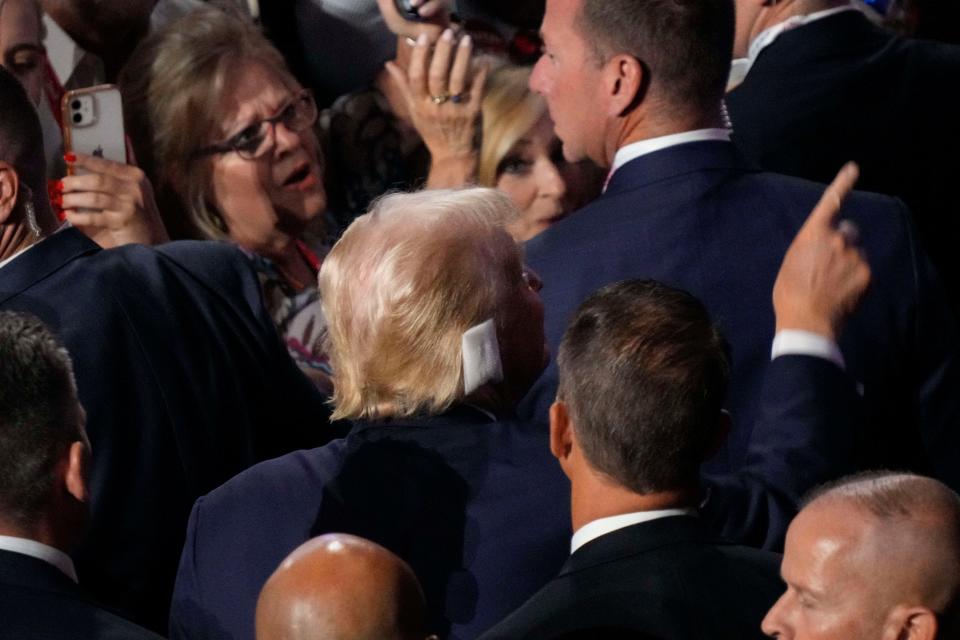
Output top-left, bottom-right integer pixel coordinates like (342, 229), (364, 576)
(119, 7), (333, 392)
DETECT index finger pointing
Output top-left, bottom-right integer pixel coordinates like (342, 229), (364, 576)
(805, 161), (860, 231)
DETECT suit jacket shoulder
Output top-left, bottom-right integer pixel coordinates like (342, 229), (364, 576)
(481, 516), (781, 640)
(0, 551), (165, 640)
(171, 407), (570, 640)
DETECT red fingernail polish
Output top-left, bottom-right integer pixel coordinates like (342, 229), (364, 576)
(55, 180), (64, 193)
(53, 194), (63, 208)
(64, 152), (76, 163)
(56, 208), (66, 222)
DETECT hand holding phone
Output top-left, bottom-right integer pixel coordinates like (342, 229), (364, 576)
(62, 85), (126, 174)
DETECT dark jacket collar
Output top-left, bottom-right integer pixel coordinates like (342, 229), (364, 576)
(749, 10), (892, 71)
(0, 227), (100, 305)
(0, 548), (80, 597)
(350, 403), (502, 434)
(561, 515), (720, 576)
(604, 140), (750, 198)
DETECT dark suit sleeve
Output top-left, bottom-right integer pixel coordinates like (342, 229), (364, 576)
(169, 498), (217, 640)
(700, 354), (862, 550)
(154, 241), (338, 453)
(902, 203), (960, 491)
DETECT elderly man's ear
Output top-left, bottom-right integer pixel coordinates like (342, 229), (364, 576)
(0, 162), (20, 225)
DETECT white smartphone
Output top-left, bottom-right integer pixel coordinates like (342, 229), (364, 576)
(61, 84), (126, 174)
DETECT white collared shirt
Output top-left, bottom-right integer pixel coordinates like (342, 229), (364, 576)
(570, 509), (697, 553)
(0, 535), (78, 582)
(730, 2), (860, 86)
(606, 129), (732, 190)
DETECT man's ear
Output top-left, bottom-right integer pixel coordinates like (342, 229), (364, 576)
(606, 54), (645, 118)
(883, 605), (938, 640)
(703, 409), (732, 461)
(0, 162), (20, 225)
(64, 441), (90, 505)
(549, 400), (574, 462)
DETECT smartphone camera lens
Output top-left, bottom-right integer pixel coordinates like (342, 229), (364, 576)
(73, 113), (82, 124)
(71, 99), (82, 110)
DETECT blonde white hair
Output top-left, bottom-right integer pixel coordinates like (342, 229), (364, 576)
(320, 188), (520, 420)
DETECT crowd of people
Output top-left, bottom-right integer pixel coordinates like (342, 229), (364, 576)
(1, 0), (959, 639)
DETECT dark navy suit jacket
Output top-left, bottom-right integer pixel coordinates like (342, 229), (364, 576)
(727, 11), (960, 310)
(479, 516), (781, 640)
(0, 228), (334, 631)
(169, 350), (860, 640)
(520, 140), (960, 501)
(0, 550), (165, 640)
(169, 406), (571, 640)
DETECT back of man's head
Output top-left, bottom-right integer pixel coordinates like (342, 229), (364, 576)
(0, 312), (85, 532)
(0, 65), (45, 203)
(578, 0), (735, 118)
(557, 279), (730, 494)
(255, 534), (433, 640)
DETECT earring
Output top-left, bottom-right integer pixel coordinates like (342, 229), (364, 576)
(17, 184), (41, 238)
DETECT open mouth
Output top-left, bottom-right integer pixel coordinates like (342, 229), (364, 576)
(283, 164), (310, 187)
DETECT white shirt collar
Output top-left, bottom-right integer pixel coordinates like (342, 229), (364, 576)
(730, 2), (860, 86)
(0, 535), (78, 582)
(608, 129), (732, 188)
(570, 508), (697, 553)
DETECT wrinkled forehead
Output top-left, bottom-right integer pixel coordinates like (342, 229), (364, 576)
(214, 61), (301, 134)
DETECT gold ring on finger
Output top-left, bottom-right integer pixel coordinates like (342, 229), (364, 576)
(431, 93), (450, 105)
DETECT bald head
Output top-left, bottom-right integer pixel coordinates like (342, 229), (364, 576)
(763, 472), (960, 639)
(255, 534), (432, 640)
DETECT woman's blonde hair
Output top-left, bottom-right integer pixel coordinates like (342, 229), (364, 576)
(119, 6), (301, 240)
(477, 65), (547, 187)
(320, 188), (520, 421)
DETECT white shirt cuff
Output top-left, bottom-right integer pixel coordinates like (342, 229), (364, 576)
(771, 329), (845, 370)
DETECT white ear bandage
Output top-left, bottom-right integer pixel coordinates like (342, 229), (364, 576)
(461, 319), (504, 395)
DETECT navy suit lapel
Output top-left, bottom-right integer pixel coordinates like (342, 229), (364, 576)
(603, 141), (751, 198)
(0, 228), (100, 305)
(561, 516), (717, 576)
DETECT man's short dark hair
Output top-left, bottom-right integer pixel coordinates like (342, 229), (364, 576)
(578, 0), (734, 118)
(557, 279), (730, 494)
(0, 312), (84, 527)
(0, 65), (46, 200)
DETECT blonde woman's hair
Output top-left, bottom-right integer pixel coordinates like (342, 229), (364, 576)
(320, 188), (520, 421)
(119, 6), (301, 240)
(477, 65), (547, 187)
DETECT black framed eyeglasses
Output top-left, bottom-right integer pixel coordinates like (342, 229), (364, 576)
(192, 89), (318, 161)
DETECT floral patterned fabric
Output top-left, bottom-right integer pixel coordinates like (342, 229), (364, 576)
(243, 242), (333, 395)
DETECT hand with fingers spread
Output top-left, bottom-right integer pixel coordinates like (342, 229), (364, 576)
(773, 162), (872, 341)
(58, 149), (169, 249)
(385, 27), (488, 189)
